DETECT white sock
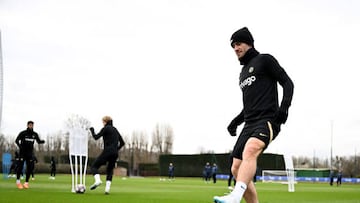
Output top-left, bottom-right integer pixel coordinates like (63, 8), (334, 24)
(105, 181), (111, 193)
(106, 180), (111, 188)
(16, 179), (20, 184)
(232, 181), (247, 201)
(94, 174), (101, 183)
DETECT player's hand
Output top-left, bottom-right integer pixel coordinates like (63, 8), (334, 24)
(227, 113), (244, 136)
(89, 127), (95, 133)
(227, 123), (237, 136)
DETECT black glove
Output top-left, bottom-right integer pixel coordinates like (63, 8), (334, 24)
(89, 127), (95, 134)
(227, 113), (244, 136)
(227, 122), (238, 136)
(274, 108), (288, 124)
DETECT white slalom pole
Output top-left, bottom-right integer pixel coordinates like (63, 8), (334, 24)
(75, 155), (78, 188)
(79, 155), (83, 185)
(69, 154), (74, 192)
(84, 155), (88, 186)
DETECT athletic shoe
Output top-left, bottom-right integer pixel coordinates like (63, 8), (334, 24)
(90, 181), (102, 190)
(213, 193), (238, 203)
(104, 187), (110, 195)
(23, 182), (29, 189)
(16, 183), (23, 189)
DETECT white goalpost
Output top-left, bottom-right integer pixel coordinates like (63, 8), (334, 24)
(262, 154), (296, 192)
(284, 155), (295, 192)
(68, 125), (89, 193)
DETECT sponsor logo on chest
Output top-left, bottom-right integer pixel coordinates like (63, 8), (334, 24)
(25, 134), (36, 142)
(239, 66), (256, 89)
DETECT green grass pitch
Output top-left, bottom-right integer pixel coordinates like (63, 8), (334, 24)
(0, 174), (359, 203)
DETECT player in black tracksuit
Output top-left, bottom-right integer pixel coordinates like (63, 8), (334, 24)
(50, 156), (56, 179)
(9, 151), (20, 177)
(229, 48), (294, 157)
(214, 27), (294, 203)
(30, 154), (38, 180)
(15, 121), (45, 189)
(89, 116), (125, 194)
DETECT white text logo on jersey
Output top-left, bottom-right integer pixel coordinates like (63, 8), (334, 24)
(240, 76), (256, 89)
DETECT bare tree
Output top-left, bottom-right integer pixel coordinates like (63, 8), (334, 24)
(63, 131), (69, 155)
(88, 134), (103, 158)
(340, 156), (352, 177)
(5, 135), (18, 154)
(135, 130), (152, 161)
(45, 134), (52, 153)
(35, 133), (46, 153)
(151, 123), (174, 154)
(151, 124), (163, 154)
(64, 114), (91, 130)
(139, 131), (149, 152)
(0, 133), (6, 151)
(163, 125), (174, 154)
(0, 133), (6, 159)
(293, 156), (312, 168)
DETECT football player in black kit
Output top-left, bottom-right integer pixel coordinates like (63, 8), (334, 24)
(15, 121), (45, 189)
(89, 116), (125, 194)
(214, 27), (294, 203)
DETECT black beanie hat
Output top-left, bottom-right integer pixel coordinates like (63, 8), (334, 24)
(230, 27), (254, 47)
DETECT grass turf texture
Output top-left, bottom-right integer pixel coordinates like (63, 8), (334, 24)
(1, 174), (360, 203)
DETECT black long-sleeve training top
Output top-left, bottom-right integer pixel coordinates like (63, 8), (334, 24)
(91, 122), (125, 154)
(15, 128), (45, 155)
(232, 48), (294, 124)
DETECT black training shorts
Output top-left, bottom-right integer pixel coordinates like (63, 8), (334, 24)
(231, 119), (280, 160)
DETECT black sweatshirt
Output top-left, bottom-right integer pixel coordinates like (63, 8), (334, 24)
(15, 128), (45, 156)
(231, 48), (294, 125)
(91, 122), (125, 154)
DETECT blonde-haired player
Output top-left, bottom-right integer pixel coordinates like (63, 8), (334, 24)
(89, 116), (125, 194)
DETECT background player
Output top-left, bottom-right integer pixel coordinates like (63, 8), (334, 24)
(49, 156), (56, 180)
(15, 121), (45, 189)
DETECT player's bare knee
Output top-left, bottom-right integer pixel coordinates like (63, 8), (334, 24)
(243, 141), (264, 158)
(231, 166), (238, 179)
(243, 148), (260, 160)
(231, 161), (240, 174)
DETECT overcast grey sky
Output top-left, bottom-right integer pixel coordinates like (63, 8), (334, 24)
(1, 0), (360, 158)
